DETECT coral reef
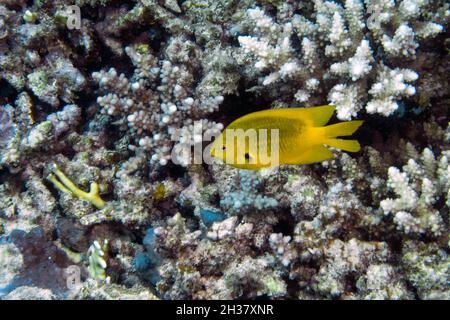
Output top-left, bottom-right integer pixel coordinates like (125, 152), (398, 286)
(236, 1), (448, 120)
(0, 0), (449, 300)
(380, 148), (449, 237)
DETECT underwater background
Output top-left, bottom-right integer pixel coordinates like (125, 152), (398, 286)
(0, 0), (449, 300)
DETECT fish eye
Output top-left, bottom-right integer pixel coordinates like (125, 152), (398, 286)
(222, 146), (226, 150)
(244, 153), (251, 160)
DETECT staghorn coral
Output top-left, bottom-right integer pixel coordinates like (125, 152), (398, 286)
(0, 100), (84, 172)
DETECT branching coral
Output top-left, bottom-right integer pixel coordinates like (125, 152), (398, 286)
(0, 0), (448, 301)
(47, 165), (106, 209)
(401, 240), (449, 299)
(92, 40), (224, 167)
(0, 3), (89, 107)
(380, 148), (449, 237)
(236, 0), (448, 119)
(0, 104), (17, 166)
(217, 168), (279, 216)
(312, 238), (393, 298)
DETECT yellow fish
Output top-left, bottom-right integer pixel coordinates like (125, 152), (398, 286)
(210, 105), (363, 170)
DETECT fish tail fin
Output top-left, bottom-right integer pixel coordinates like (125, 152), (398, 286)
(325, 139), (361, 152)
(321, 120), (363, 153)
(323, 120), (364, 138)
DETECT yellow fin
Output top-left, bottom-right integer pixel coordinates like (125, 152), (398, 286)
(324, 120), (363, 137)
(325, 139), (361, 152)
(291, 144), (334, 164)
(226, 105), (336, 128)
(302, 105), (336, 126)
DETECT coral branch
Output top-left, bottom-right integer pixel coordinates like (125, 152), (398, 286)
(47, 165), (106, 209)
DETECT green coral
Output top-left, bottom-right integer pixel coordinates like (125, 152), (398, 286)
(47, 165), (106, 209)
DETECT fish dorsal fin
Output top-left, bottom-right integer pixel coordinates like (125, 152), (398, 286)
(227, 105), (336, 128)
(262, 105), (336, 127)
(302, 105), (336, 126)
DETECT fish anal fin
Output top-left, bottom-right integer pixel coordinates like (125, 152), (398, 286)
(304, 145), (335, 163)
(286, 144), (334, 165)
